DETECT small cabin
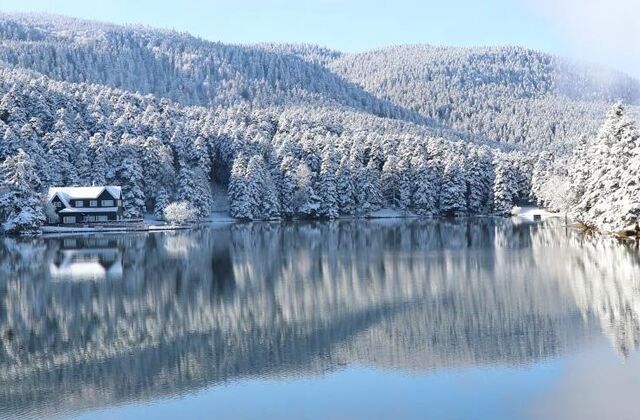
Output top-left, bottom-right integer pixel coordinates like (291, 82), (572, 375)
(47, 186), (124, 224)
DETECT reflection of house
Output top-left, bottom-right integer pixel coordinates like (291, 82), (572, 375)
(50, 241), (123, 281)
(47, 186), (123, 224)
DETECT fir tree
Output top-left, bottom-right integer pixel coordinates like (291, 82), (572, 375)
(293, 161), (320, 218)
(381, 155), (399, 207)
(0, 149), (46, 233)
(336, 156), (355, 215)
(119, 155), (146, 219)
(439, 159), (467, 217)
(411, 155), (438, 216)
(228, 155), (252, 220)
(317, 146), (339, 219)
(493, 156), (517, 215)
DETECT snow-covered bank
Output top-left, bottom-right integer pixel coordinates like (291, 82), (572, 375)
(511, 206), (562, 222)
(39, 212), (235, 237)
(203, 211), (236, 223)
(37, 207), (561, 237)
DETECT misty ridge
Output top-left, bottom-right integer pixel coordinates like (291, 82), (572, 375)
(1, 219), (640, 417)
(0, 13), (639, 233)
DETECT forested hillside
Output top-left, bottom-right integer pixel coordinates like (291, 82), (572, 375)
(328, 45), (640, 152)
(0, 13), (638, 233)
(0, 14), (420, 122)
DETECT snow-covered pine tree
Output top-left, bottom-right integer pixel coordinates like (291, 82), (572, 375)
(154, 187), (171, 220)
(277, 155), (298, 218)
(410, 154), (438, 216)
(465, 148), (494, 214)
(336, 155), (355, 215)
(317, 146), (339, 219)
(228, 154), (252, 219)
(492, 155), (518, 215)
(381, 155), (399, 207)
(0, 126), (19, 162)
(46, 130), (77, 186)
(88, 133), (107, 185)
(595, 104), (640, 230)
(352, 158), (383, 215)
(568, 135), (589, 216)
(0, 149), (46, 233)
(176, 164), (201, 217)
(74, 136), (92, 186)
(293, 161), (320, 218)
(396, 142), (414, 211)
(246, 154), (280, 219)
(119, 155), (146, 219)
(365, 159), (384, 213)
(439, 158), (466, 217)
(531, 150), (554, 207)
(576, 102), (640, 230)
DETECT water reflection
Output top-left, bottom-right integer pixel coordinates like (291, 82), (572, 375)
(0, 219), (638, 417)
(49, 237), (123, 281)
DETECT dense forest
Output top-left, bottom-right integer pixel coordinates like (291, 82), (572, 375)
(0, 13), (638, 233)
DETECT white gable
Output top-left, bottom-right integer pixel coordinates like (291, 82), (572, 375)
(48, 186), (122, 205)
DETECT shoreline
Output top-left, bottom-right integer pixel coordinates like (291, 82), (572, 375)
(33, 207), (561, 237)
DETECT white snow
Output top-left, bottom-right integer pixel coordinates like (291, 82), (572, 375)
(367, 208), (418, 219)
(511, 206), (562, 222)
(59, 207), (119, 213)
(47, 186), (122, 203)
(204, 211), (236, 223)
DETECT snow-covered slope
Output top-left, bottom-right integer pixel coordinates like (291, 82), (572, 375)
(0, 13), (423, 123)
(0, 13), (638, 230)
(1, 13), (638, 153)
(327, 45), (640, 151)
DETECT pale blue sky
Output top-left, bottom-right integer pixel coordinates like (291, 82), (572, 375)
(2, 0), (639, 77)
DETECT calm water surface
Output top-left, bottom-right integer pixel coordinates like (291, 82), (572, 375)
(1, 218), (640, 419)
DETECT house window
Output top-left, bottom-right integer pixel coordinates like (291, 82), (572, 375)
(85, 215), (96, 222)
(90, 200), (98, 207)
(54, 201), (62, 208)
(117, 200), (122, 207)
(101, 200), (114, 207)
(62, 216), (77, 224)
(75, 200), (84, 208)
(97, 215), (109, 222)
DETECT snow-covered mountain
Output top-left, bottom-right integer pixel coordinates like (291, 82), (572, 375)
(327, 45), (640, 151)
(0, 13), (422, 122)
(1, 13), (638, 150)
(0, 13), (638, 231)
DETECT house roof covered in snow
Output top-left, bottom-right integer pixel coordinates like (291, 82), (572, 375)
(47, 186), (122, 206)
(59, 207), (119, 214)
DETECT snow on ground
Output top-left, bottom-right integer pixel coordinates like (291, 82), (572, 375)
(367, 208), (418, 219)
(41, 206), (556, 237)
(204, 211), (236, 223)
(511, 206), (562, 222)
(42, 211), (234, 237)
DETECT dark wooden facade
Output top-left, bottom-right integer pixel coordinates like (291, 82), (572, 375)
(49, 187), (124, 225)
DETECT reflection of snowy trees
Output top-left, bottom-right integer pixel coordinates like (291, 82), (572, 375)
(531, 221), (640, 356)
(0, 220), (638, 416)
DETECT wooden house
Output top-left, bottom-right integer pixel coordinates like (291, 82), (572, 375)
(47, 186), (124, 224)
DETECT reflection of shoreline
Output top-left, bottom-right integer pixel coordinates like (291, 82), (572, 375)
(0, 220), (633, 417)
(531, 225), (640, 357)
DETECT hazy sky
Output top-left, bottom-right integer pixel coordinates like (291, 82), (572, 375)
(2, 0), (639, 78)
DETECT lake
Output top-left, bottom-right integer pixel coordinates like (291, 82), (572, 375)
(1, 218), (640, 419)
